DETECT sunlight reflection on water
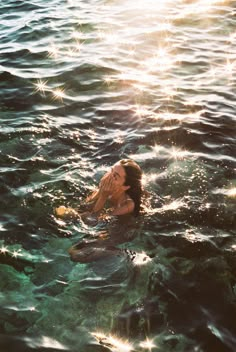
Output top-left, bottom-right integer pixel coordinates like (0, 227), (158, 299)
(0, 0), (236, 351)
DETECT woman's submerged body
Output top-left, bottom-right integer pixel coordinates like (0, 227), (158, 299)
(55, 159), (143, 262)
(68, 215), (140, 263)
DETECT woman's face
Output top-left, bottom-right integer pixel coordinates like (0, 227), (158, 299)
(104, 162), (130, 194)
(110, 163), (126, 187)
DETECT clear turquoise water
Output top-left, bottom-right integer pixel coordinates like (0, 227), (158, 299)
(0, 0), (236, 351)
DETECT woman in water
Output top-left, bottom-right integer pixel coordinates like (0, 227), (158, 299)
(55, 159), (143, 219)
(55, 159), (143, 262)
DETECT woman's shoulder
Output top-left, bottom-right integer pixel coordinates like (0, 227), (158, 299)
(120, 194), (134, 206)
(120, 195), (135, 213)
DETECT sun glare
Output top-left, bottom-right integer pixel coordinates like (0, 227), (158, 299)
(169, 146), (189, 160)
(12, 250), (23, 258)
(52, 88), (65, 102)
(227, 188), (236, 198)
(161, 199), (185, 212)
(140, 338), (156, 350)
(0, 246), (23, 258)
(34, 80), (49, 95)
(134, 105), (152, 117)
(144, 47), (174, 73)
(132, 251), (152, 266)
(91, 332), (133, 352)
(0, 245), (8, 254)
(117, 70), (156, 86)
(48, 44), (59, 58)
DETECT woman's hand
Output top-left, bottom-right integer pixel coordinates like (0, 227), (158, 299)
(99, 172), (115, 196)
(91, 172), (115, 214)
(55, 206), (79, 219)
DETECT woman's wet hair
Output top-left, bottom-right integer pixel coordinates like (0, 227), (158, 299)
(119, 159), (143, 216)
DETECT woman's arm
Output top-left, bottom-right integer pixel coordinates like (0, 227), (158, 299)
(92, 190), (108, 213)
(55, 172), (115, 220)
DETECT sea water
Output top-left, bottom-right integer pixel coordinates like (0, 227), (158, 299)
(0, 0), (236, 351)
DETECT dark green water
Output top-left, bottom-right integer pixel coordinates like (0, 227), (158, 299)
(0, 0), (236, 351)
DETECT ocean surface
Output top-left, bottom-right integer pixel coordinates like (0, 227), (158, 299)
(0, 0), (236, 351)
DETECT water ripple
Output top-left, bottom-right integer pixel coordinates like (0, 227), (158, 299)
(1, 0), (236, 351)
